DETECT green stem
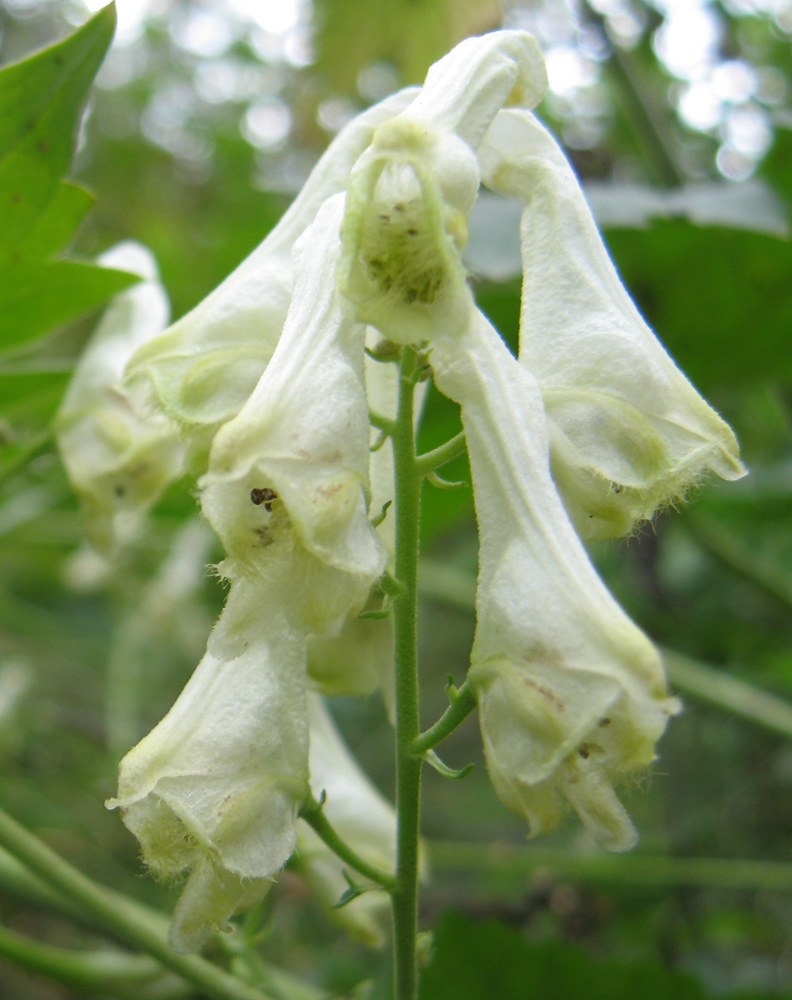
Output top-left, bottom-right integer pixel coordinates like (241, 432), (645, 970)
(663, 648), (792, 741)
(0, 807), (275, 1000)
(0, 923), (188, 1000)
(429, 840), (792, 892)
(415, 431), (466, 476)
(413, 681), (477, 755)
(299, 793), (397, 890)
(686, 515), (792, 611)
(391, 346), (424, 1000)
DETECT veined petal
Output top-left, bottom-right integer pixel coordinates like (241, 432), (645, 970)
(295, 694), (397, 947)
(430, 310), (679, 851)
(56, 242), (183, 552)
(124, 89), (416, 458)
(478, 109), (746, 540)
(107, 583), (309, 952)
(202, 195), (386, 635)
(339, 30), (547, 345)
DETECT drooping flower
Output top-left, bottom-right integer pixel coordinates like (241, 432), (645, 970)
(107, 583), (309, 954)
(478, 109), (746, 540)
(429, 307), (680, 850)
(124, 89), (416, 464)
(55, 241), (183, 551)
(294, 694), (398, 947)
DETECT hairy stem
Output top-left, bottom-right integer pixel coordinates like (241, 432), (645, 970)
(413, 681), (477, 755)
(299, 793), (397, 890)
(391, 347), (424, 1000)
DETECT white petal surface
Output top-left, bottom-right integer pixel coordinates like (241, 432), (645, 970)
(340, 31), (548, 346)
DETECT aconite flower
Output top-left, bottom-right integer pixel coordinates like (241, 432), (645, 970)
(430, 308), (680, 850)
(478, 108), (746, 540)
(55, 241), (183, 552)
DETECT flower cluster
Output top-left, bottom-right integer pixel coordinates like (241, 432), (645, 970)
(58, 30), (744, 952)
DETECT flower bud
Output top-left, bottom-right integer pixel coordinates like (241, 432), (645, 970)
(55, 242), (183, 551)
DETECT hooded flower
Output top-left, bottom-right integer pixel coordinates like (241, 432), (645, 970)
(55, 241), (183, 552)
(294, 694), (398, 947)
(430, 308), (680, 850)
(201, 194), (386, 637)
(339, 30), (547, 346)
(478, 109), (746, 540)
(124, 90), (416, 463)
(107, 583), (309, 953)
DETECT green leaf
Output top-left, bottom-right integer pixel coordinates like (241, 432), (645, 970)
(423, 749), (474, 780)
(0, 260), (138, 356)
(0, 4), (116, 265)
(17, 181), (95, 261)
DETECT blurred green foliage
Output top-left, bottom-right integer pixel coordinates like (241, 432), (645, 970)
(0, 1), (792, 998)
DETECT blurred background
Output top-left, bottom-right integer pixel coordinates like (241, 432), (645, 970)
(1, 0), (792, 997)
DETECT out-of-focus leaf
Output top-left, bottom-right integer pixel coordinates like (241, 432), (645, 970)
(607, 222), (792, 391)
(0, 260), (137, 355)
(313, 0), (500, 92)
(420, 912), (777, 1000)
(0, 4), (116, 265)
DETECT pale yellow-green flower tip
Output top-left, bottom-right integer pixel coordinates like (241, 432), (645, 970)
(55, 241), (183, 552)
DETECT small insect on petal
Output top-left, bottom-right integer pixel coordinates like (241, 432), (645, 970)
(250, 487), (278, 511)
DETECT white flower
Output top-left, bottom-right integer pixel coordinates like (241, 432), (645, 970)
(478, 109), (746, 540)
(107, 584), (309, 953)
(295, 694), (397, 947)
(430, 308), (680, 850)
(124, 89), (416, 461)
(339, 30), (547, 345)
(55, 241), (183, 552)
(202, 194), (386, 636)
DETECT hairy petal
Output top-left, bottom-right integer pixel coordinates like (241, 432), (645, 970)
(431, 310), (679, 850)
(479, 109), (746, 540)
